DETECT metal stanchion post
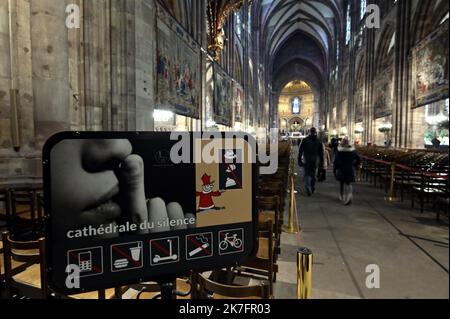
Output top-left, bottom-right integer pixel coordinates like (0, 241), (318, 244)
(385, 162), (399, 202)
(357, 164), (363, 183)
(284, 141), (299, 234)
(297, 247), (313, 299)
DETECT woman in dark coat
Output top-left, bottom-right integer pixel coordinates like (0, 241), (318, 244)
(333, 137), (361, 205)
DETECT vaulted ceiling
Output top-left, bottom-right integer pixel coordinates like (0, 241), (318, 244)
(258, 0), (344, 95)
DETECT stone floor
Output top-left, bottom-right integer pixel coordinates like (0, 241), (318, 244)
(274, 157), (449, 299)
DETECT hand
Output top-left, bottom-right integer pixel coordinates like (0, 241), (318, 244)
(118, 154), (196, 233)
(147, 198), (196, 233)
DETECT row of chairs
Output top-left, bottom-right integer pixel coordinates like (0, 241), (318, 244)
(1, 141), (293, 300)
(0, 186), (45, 238)
(234, 140), (292, 295)
(0, 231), (271, 299)
(0, 231), (136, 299)
(136, 141), (293, 299)
(358, 147), (449, 220)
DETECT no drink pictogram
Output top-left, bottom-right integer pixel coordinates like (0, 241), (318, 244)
(110, 242), (143, 272)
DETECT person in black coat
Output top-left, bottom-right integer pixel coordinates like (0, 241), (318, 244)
(333, 137), (361, 205)
(298, 128), (324, 196)
(330, 137), (339, 163)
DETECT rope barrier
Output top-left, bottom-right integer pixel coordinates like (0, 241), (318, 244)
(360, 155), (449, 180)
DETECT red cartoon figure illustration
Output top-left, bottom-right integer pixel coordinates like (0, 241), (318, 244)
(196, 174), (224, 212)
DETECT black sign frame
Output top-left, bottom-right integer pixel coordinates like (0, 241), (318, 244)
(43, 131), (258, 295)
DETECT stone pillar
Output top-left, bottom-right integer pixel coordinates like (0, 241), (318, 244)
(134, 0), (155, 131)
(0, 0), (13, 152)
(364, 27), (376, 145)
(393, 0), (412, 148)
(313, 97), (320, 129)
(270, 92), (278, 129)
(82, 0), (112, 131)
(30, 0), (70, 146)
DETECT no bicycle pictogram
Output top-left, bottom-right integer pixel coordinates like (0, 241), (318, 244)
(219, 229), (244, 255)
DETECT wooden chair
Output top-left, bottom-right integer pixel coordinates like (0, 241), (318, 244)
(236, 220), (276, 295)
(2, 231), (47, 299)
(411, 174), (448, 214)
(257, 196), (281, 258)
(194, 272), (271, 299)
(2, 231), (134, 299)
(0, 188), (11, 223)
(9, 189), (43, 237)
(134, 278), (192, 299)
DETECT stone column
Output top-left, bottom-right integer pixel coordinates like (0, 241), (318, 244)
(30, 0), (70, 146)
(134, 0), (155, 131)
(313, 97), (320, 129)
(364, 27), (376, 145)
(393, 0), (412, 148)
(0, 0), (13, 153)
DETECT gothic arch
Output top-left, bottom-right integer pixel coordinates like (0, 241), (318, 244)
(374, 23), (395, 75)
(159, 0), (188, 29)
(412, 0), (449, 45)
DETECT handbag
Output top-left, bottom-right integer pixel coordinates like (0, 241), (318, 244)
(317, 168), (327, 182)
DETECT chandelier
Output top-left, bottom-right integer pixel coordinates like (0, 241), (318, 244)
(207, 0), (252, 60)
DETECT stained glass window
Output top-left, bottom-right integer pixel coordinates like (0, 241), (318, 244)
(292, 97), (302, 115)
(346, 4), (351, 45)
(360, 0), (367, 20)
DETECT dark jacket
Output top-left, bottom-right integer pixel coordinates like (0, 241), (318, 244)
(330, 138), (339, 153)
(298, 135), (324, 167)
(333, 145), (361, 183)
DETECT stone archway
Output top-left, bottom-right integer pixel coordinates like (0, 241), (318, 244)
(276, 80), (318, 132)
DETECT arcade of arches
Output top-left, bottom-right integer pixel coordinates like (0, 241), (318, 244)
(0, 0), (449, 299)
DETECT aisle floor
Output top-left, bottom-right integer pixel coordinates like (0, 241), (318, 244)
(274, 155), (449, 299)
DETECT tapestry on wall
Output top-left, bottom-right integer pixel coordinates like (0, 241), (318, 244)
(213, 63), (233, 127)
(413, 22), (449, 107)
(156, 4), (201, 118)
(373, 66), (394, 119)
(233, 82), (244, 123)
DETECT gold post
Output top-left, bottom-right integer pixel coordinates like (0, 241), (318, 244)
(297, 247), (313, 299)
(283, 140), (299, 234)
(385, 162), (398, 202)
(357, 164), (363, 182)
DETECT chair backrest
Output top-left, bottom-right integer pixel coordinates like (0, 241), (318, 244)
(258, 220), (273, 237)
(36, 192), (45, 220)
(257, 196), (280, 212)
(0, 188), (11, 217)
(2, 231), (48, 298)
(10, 189), (36, 218)
(195, 273), (270, 299)
(257, 220), (274, 264)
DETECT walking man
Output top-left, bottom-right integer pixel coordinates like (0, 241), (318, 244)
(298, 127), (324, 196)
